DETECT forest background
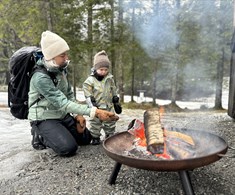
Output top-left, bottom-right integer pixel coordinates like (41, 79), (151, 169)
(0, 0), (234, 109)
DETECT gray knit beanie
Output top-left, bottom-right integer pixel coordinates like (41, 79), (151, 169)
(40, 31), (70, 60)
(93, 50), (110, 70)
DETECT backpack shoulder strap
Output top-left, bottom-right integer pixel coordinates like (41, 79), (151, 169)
(29, 66), (58, 108)
(32, 66), (58, 86)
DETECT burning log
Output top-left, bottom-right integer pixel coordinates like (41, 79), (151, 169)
(127, 118), (196, 160)
(164, 130), (195, 146)
(167, 139), (196, 159)
(144, 109), (164, 154)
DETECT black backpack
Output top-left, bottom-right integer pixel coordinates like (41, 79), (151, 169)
(8, 46), (57, 119)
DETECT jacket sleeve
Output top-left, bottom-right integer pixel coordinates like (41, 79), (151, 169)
(31, 72), (93, 116)
(83, 77), (93, 98)
(111, 78), (118, 97)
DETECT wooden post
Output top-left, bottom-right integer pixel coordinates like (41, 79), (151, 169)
(234, 0), (235, 27)
(228, 0), (235, 118)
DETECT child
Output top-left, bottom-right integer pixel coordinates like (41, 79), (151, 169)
(83, 50), (122, 145)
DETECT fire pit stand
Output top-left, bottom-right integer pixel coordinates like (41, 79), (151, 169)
(108, 162), (122, 185)
(108, 162), (195, 195)
(178, 170), (194, 195)
(103, 130), (228, 195)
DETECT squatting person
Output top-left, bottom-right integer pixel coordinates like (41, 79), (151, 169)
(28, 31), (118, 156)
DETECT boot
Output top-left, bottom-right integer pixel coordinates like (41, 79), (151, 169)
(105, 134), (113, 139)
(31, 128), (46, 150)
(91, 137), (101, 145)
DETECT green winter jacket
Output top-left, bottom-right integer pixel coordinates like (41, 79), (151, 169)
(83, 69), (118, 110)
(28, 59), (93, 121)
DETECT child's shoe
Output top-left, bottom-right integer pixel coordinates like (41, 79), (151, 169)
(91, 137), (101, 145)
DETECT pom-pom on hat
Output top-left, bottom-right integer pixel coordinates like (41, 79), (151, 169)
(93, 50), (110, 70)
(40, 30), (70, 60)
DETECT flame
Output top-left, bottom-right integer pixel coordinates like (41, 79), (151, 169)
(159, 106), (165, 120)
(154, 129), (172, 159)
(127, 108), (195, 160)
(128, 118), (171, 159)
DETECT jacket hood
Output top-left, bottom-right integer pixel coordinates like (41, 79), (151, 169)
(90, 67), (113, 79)
(36, 58), (67, 73)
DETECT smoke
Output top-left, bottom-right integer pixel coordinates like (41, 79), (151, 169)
(121, 0), (232, 100)
(122, 1), (179, 59)
(136, 12), (178, 59)
(121, 0), (232, 59)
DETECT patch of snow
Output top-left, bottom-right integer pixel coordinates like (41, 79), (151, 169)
(1, 77), (230, 110)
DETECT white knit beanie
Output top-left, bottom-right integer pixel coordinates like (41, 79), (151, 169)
(40, 31), (70, 60)
(93, 50), (110, 70)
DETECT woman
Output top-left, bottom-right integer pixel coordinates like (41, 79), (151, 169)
(28, 31), (118, 156)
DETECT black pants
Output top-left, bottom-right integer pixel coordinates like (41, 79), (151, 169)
(31, 114), (91, 156)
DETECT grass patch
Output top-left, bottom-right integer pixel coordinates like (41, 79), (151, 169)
(122, 101), (159, 110)
(121, 101), (227, 113)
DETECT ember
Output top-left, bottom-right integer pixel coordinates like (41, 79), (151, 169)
(127, 118), (196, 160)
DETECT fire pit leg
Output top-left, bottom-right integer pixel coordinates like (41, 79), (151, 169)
(178, 171), (195, 195)
(108, 162), (122, 185)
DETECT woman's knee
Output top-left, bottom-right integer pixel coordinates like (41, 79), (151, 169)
(37, 120), (78, 156)
(56, 142), (78, 156)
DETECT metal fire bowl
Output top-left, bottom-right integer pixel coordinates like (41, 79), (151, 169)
(103, 128), (228, 171)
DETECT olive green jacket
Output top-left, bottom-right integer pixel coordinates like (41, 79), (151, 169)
(83, 69), (118, 110)
(28, 59), (93, 121)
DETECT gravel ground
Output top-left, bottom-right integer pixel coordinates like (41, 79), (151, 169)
(0, 107), (235, 195)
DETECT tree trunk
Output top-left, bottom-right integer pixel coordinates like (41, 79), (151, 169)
(117, 0), (124, 102)
(110, 0), (116, 83)
(130, 6), (136, 102)
(152, 61), (157, 106)
(228, 51), (235, 118)
(215, 0), (225, 109)
(228, 0), (235, 118)
(171, 0), (181, 104)
(72, 62), (76, 99)
(171, 64), (177, 104)
(87, 2), (93, 72)
(131, 57), (135, 102)
(44, 1), (53, 31)
(214, 48), (224, 109)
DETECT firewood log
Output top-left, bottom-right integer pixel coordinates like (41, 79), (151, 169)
(144, 109), (164, 154)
